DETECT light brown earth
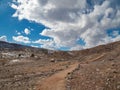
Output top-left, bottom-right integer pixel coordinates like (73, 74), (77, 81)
(0, 41), (120, 90)
(37, 63), (78, 90)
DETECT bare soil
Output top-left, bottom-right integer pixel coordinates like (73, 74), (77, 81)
(0, 41), (120, 90)
(37, 63), (78, 90)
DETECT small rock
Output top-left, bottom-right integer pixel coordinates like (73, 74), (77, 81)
(117, 85), (120, 89)
(96, 68), (100, 72)
(113, 71), (118, 73)
(107, 78), (110, 81)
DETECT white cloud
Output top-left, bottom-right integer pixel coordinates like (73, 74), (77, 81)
(31, 45), (39, 48)
(11, 3), (18, 9)
(17, 32), (21, 35)
(11, 0), (120, 50)
(0, 36), (7, 42)
(112, 31), (119, 37)
(24, 28), (30, 35)
(13, 35), (31, 43)
(33, 39), (56, 50)
(15, 30), (21, 35)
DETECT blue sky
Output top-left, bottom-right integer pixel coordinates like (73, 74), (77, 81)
(0, 0), (120, 50)
(0, 0), (47, 45)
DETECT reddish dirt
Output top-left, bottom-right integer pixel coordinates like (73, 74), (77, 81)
(68, 54), (120, 90)
(36, 63), (78, 90)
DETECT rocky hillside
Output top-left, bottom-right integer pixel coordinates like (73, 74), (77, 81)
(67, 41), (120, 90)
(0, 41), (120, 90)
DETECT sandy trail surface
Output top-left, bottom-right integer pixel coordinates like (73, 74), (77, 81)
(37, 63), (78, 90)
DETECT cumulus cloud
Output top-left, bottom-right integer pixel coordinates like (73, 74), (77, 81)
(11, 0), (120, 50)
(15, 30), (21, 35)
(13, 35), (31, 43)
(31, 45), (39, 48)
(33, 39), (56, 50)
(0, 36), (7, 42)
(24, 28), (30, 35)
(112, 31), (119, 37)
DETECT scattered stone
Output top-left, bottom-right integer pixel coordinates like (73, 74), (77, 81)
(117, 85), (120, 89)
(113, 71), (118, 73)
(50, 58), (55, 62)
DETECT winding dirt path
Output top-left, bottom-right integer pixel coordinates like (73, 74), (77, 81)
(37, 63), (78, 90)
(85, 53), (106, 63)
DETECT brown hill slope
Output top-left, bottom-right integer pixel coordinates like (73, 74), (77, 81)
(0, 41), (120, 90)
(67, 41), (120, 90)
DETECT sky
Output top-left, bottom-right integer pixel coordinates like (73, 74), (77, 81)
(0, 0), (120, 51)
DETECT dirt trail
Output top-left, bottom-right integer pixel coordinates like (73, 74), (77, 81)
(85, 53), (106, 63)
(37, 63), (78, 90)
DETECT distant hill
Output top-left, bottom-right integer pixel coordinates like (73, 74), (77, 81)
(0, 41), (49, 53)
